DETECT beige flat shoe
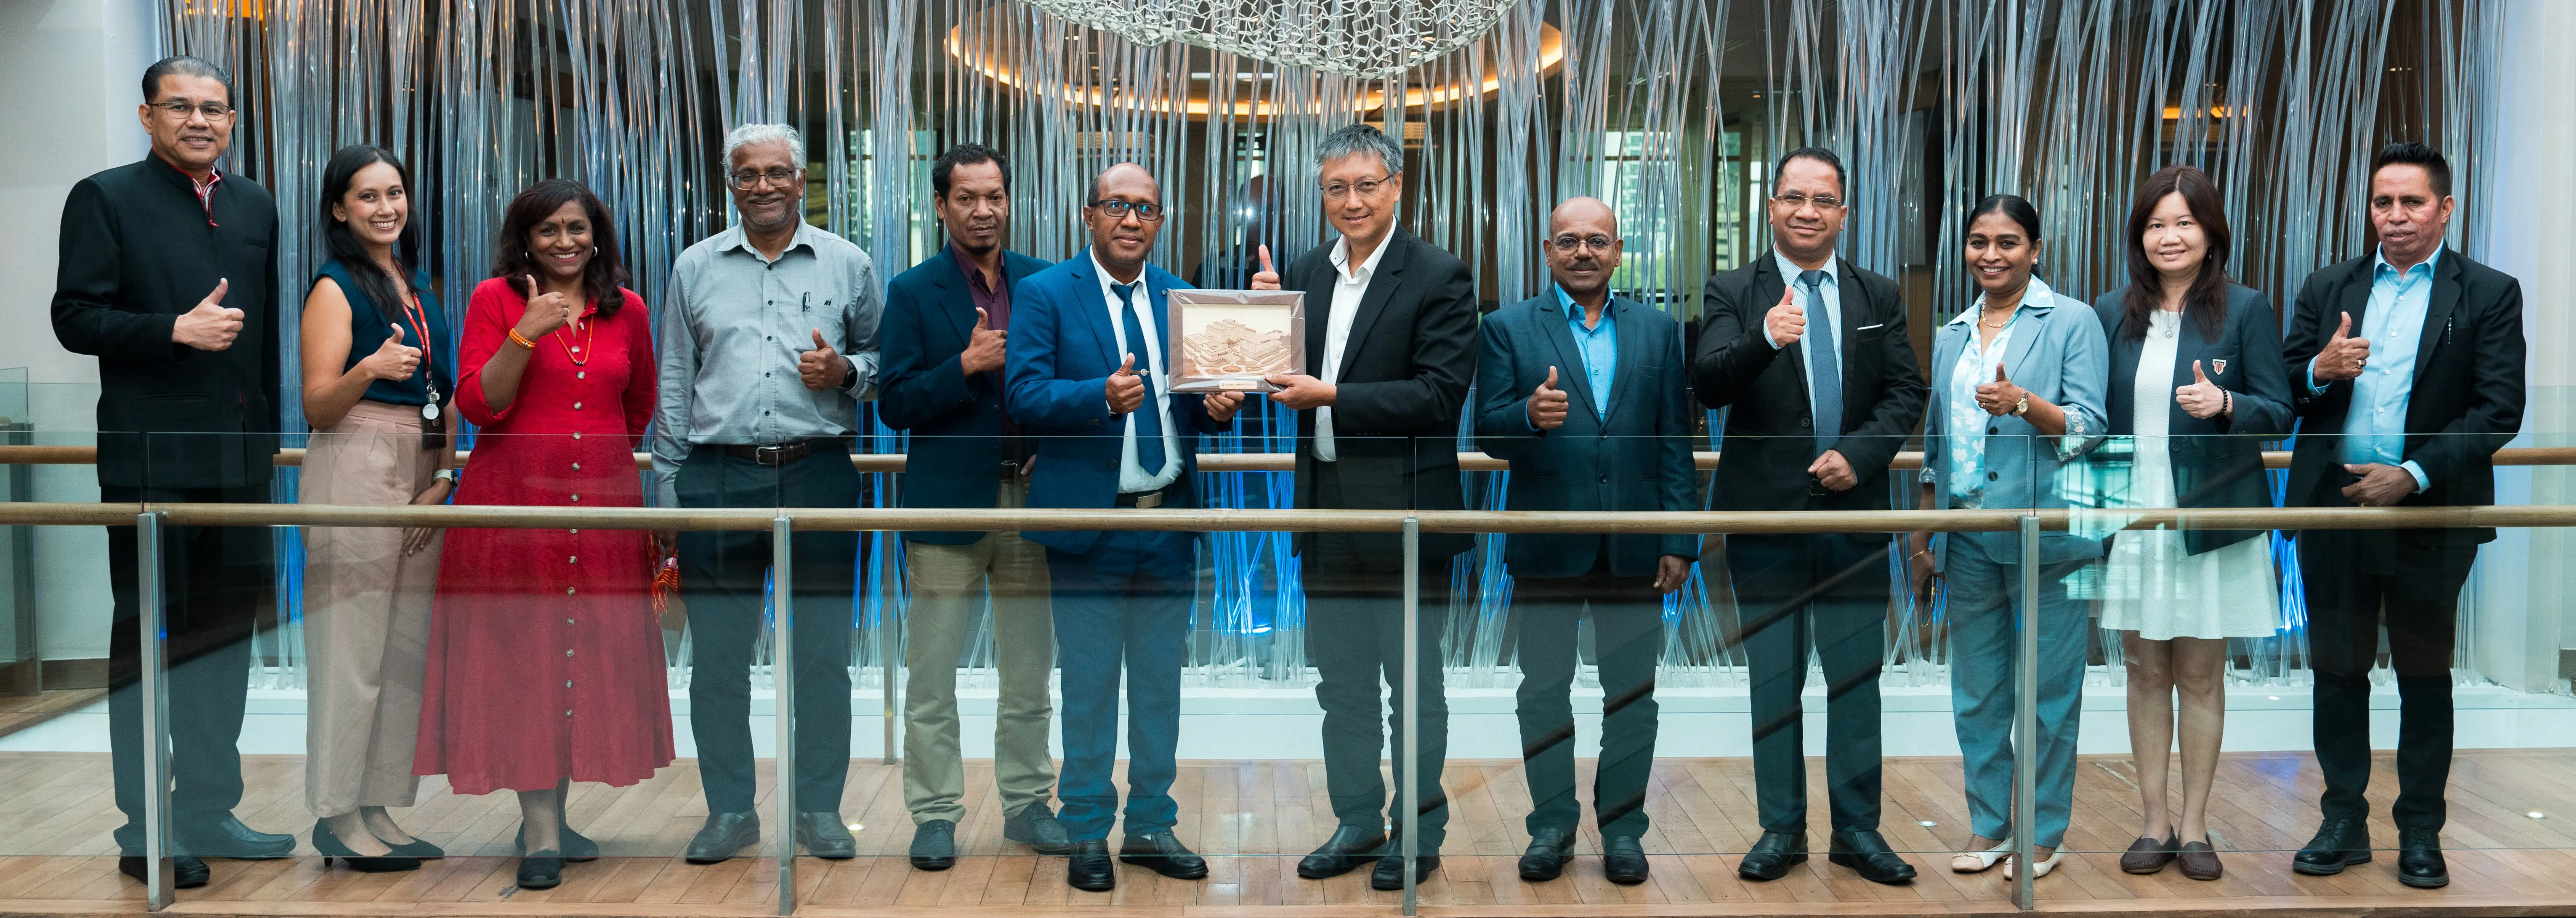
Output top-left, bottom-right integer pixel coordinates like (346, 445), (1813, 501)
(1951, 840), (2010, 873)
(2002, 851), (2063, 880)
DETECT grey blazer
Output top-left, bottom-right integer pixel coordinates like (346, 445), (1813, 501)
(1924, 276), (2111, 567)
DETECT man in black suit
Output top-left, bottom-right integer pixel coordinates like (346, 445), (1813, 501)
(51, 56), (295, 889)
(1473, 197), (1696, 887)
(876, 143), (1068, 869)
(1251, 124), (1477, 891)
(2280, 142), (2524, 891)
(1691, 146), (1925, 884)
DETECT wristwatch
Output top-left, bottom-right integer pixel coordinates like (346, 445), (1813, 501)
(2011, 393), (2030, 416)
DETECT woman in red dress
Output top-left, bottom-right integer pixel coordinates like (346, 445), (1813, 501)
(415, 179), (671, 890)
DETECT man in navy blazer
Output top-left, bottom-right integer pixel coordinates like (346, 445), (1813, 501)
(1003, 162), (1243, 892)
(1473, 198), (1695, 887)
(876, 143), (1066, 870)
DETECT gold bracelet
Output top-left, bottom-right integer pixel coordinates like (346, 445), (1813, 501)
(507, 329), (537, 350)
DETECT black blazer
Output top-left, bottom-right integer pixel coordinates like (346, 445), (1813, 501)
(1474, 292), (1699, 578)
(1282, 228), (1478, 560)
(1693, 254), (1925, 512)
(2095, 282), (2293, 554)
(878, 245), (1051, 544)
(52, 158), (281, 492)
(2280, 249), (2526, 542)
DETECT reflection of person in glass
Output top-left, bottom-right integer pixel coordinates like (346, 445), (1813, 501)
(650, 124), (874, 867)
(415, 180), (672, 891)
(295, 145), (457, 872)
(1691, 147), (1925, 886)
(877, 143), (1067, 869)
(1473, 198), (1694, 887)
(2090, 165), (2291, 882)
(2280, 143), (2524, 891)
(1003, 164), (1243, 892)
(53, 56), (296, 889)
(1910, 194), (2108, 881)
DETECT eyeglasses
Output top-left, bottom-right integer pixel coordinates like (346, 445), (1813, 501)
(1321, 173), (1394, 200)
(153, 101), (233, 121)
(1772, 191), (1845, 210)
(1090, 199), (1165, 221)
(1549, 233), (1616, 253)
(728, 168), (803, 190)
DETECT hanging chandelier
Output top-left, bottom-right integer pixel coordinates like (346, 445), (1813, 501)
(1016, 0), (1523, 79)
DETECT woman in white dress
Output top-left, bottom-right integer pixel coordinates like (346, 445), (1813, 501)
(2091, 165), (2293, 882)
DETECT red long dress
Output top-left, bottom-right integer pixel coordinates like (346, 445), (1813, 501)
(414, 278), (673, 794)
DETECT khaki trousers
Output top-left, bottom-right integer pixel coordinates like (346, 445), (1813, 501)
(902, 477), (1057, 824)
(299, 401), (441, 817)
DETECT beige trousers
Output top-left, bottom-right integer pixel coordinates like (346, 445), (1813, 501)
(902, 477), (1057, 824)
(300, 401), (441, 817)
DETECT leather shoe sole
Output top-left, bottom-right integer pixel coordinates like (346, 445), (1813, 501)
(1119, 853), (1209, 880)
(1737, 851), (1807, 881)
(1518, 853), (1571, 881)
(1297, 849), (1380, 879)
(2292, 849), (2372, 876)
(118, 856), (209, 889)
(1828, 852), (1917, 884)
(2399, 869), (2449, 889)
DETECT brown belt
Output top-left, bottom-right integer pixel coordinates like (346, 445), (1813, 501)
(1115, 481), (1182, 509)
(712, 438), (847, 466)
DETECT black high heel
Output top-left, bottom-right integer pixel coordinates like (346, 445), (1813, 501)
(312, 819), (422, 873)
(516, 851), (564, 889)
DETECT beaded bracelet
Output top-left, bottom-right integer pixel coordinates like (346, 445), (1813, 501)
(507, 329), (538, 350)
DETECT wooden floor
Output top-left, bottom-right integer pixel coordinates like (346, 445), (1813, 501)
(0, 689), (105, 741)
(6, 749), (2576, 916)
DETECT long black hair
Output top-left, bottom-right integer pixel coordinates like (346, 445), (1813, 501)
(317, 144), (420, 321)
(491, 179), (630, 317)
(2118, 165), (2233, 342)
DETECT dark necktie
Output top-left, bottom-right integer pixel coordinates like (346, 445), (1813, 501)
(1114, 282), (1167, 476)
(1801, 269), (1840, 453)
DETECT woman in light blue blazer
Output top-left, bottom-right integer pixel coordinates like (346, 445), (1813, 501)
(1906, 194), (2109, 881)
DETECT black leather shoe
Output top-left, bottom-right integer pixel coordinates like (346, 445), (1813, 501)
(684, 811), (760, 865)
(1518, 828), (1574, 881)
(1066, 839), (1116, 891)
(177, 816), (294, 859)
(796, 812), (857, 859)
(1737, 831), (1807, 881)
(1297, 825), (1387, 879)
(118, 855), (209, 889)
(515, 851), (564, 890)
(1002, 804), (1073, 855)
(2292, 815), (2372, 876)
(312, 819), (421, 873)
(516, 823), (597, 862)
(1603, 835), (1650, 885)
(1369, 838), (1439, 892)
(1827, 830), (1917, 884)
(1119, 830), (1209, 879)
(2397, 827), (2448, 889)
(909, 819), (957, 871)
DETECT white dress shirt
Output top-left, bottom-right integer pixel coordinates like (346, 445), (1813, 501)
(1094, 252), (1183, 493)
(1766, 249), (1842, 427)
(1314, 233), (1392, 462)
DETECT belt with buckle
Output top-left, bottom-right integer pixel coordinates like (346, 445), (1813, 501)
(1115, 482), (1181, 509)
(715, 438), (846, 466)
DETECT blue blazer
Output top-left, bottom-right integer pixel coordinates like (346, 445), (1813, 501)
(1003, 248), (1225, 555)
(1474, 292), (1698, 578)
(878, 246), (1051, 544)
(1924, 277), (2110, 567)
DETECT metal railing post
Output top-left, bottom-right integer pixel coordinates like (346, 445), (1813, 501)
(772, 515), (797, 915)
(137, 510), (171, 911)
(1401, 515), (1420, 915)
(2013, 513), (2039, 911)
(882, 584), (897, 766)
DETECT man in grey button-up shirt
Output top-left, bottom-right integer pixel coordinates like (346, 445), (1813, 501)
(651, 124), (878, 865)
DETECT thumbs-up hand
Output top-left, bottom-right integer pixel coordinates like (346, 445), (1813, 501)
(513, 274), (575, 339)
(357, 323), (422, 382)
(172, 278), (244, 351)
(1249, 244), (1281, 291)
(1106, 352), (1145, 414)
(960, 306), (1008, 374)
(2175, 358), (2228, 419)
(2314, 310), (2372, 381)
(798, 327), (849, 390)
(1526, 365), (1570, 430)
(1763, 284), (1805, 347)
(1975, 362), (2026, 416)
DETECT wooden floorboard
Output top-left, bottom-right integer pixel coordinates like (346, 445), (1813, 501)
(5, 750), (2576, 915)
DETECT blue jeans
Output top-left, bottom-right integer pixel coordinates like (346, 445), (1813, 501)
(1940, 534), (2087, 849)
(1047, 529), (1196, 841)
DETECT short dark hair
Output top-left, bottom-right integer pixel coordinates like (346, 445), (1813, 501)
(932, 143), (1008, 198)
(2370, 141), (2452, 197)
(142, 55), (234, 107)
(1774, 146), (1847, 202)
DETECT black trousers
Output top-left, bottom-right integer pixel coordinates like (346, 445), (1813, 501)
(677, 447), (857, 814)
(1305, 531), (1452, 849)
(103, 483), (270, 853)
(1512, 554), (1662, 839)
(1727, 532), (1889, 833)
(2297, 525), (2477, 831)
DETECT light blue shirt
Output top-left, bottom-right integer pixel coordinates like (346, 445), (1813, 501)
(1767, 250), (1841, 430)
(1092, 252), (1182, 494)
(1939, 285), (2029, 507)
(1557, 284), (1616, 416)
(2309, 245), (2438, 493)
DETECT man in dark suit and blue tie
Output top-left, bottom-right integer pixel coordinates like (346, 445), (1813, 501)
(1474, 197), (1696, 887)
(1004, 162), (1244, 892)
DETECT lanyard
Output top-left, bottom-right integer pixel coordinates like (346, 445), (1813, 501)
(397, 288), (444, 419)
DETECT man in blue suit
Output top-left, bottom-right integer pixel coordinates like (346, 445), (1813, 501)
(1004, 162), (1244, 892)
(877, 143), (1066, 870)
(1474, 198), (1696, 888)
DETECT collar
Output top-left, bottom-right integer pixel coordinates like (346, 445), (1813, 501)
(1553, 284), (1613, 325)
(1329, 231), (1394, 283)
(948, 238), (1004, 289)
(1947, 275), (2058, 327)
(714, 220), (818, 262)
(2373, 243), (2445, 282)
(152, 151), (221, 191)
(1771, 249), (1837, 287)
(1091, 250), (1148, 294)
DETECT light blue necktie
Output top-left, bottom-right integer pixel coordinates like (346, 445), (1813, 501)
(1801, 270), (1840, 453)
(1113, 282), (1167, 476)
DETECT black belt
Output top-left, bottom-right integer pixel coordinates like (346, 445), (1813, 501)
(712, 437), (849, 466)
(1114, 480), (1184, 509)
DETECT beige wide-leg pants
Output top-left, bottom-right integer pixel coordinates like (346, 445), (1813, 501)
(300, 401), (441, 817)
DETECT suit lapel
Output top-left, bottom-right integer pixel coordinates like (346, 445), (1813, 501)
(1602, 297), (1649, 425)
(1832, 258), (1869, 414)
(2412, 254), (2460, 386)
(1755, 258), (1811, 412)
(1997, 292), (2049, 382)
(928, 249), (978, 342)
(1065, 250), (1122, 370)
(1536, 292), (1601, 421)
(1335, 231), (1411, 380)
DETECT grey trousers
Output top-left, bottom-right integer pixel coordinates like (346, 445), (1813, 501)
(901, 477), (1058, 824)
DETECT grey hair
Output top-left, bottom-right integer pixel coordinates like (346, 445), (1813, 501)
(723, 123), (805, 167)
(1315, 123), (1402, 176)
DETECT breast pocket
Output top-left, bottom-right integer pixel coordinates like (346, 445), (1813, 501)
(2201, 347), (2241, 383)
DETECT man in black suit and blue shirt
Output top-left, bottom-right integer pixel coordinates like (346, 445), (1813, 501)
(1691, 147), (1926, 884)
(2281, 142), (2525, 891)
(877, 143), (1069, 870)
(1474, 197), (1695, 887)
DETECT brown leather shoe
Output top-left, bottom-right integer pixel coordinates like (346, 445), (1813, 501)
(2177, 839), (2222, 880)
(2119, 832), (2177, 875)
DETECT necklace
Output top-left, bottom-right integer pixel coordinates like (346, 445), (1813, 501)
(1978, 308), (2013, 329)
(553, 304), (595, 366)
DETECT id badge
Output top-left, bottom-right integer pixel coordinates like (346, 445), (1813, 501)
(421, 385), (449, 451)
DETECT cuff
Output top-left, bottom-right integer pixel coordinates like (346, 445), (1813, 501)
(2306, 359), (2329, 395)
(837, 356), (864, 394)
(2401, 460), (2430, 494)
(1768, 329), (1786, 350)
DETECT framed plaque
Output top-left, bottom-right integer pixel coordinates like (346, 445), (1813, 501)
(1165, 289), (1305, 393)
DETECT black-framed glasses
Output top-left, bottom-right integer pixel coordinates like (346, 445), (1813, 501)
(1321, 173), (1394, 200)
(153, 101), (233, 121)
(1090, 199), (1165, 221)
(728, 168), (803, 190)
(1549, 233), (1616, 252)
(1772, 191), (1845, 210)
